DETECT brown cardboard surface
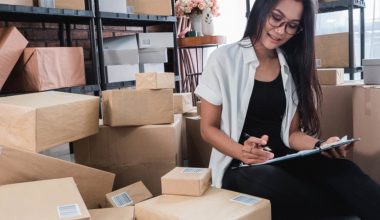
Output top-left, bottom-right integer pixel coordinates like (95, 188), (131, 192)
(0, 177), (90, 220)
(0, 91), (99, 152)
(106, 181), (153, 207)
(352, 86), (380, 184)
(0, 0), (33, 6)
(317, 68), (345, 85)
(135, 187), (271, 220)
(161, 167), (211, 196)
(173, 93), (193, 114)
(186, 116), (212, 168)
(0, 146), (115, 209)
(128, 0), (172, 16)
(55, 0), (85, 10)
(102, 89), (174, 126)
(89, 207), (134, 220)
(315, 33), (351, 68)
(136, 72), (175, 90)
(4, 47), (85, 92)
(0, 27), (28, 90)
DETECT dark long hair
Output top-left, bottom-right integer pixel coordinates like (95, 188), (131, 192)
(243, 0), (321, 136)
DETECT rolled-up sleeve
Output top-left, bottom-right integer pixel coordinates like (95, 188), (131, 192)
(194, 51), (223, 106)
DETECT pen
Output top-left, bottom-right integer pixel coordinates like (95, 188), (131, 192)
(243, 132), (272, 152)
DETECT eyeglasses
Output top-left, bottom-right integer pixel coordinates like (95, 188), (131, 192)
(268, 11), (303, 35)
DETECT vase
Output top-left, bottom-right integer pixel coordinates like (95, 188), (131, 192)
(201, 7), (214, 36)
(190, 13), (203, 36)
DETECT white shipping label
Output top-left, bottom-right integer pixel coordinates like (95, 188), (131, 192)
(112, 192), (133, 207)
(182, 167), (207, 174)
(230, 194), (261, 206)
(57, 204), (82, 219)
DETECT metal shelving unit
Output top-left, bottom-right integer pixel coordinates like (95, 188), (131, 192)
(0, 1), (101, 94)
(94, 0), (180, 91)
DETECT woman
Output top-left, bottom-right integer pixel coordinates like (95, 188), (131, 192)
(195, 0), (380, 219)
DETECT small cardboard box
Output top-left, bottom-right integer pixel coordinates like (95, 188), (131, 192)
(139, 63), (165, 73)
(135, 187), (271, 220)
(161, 167), (211, 196)
(136, 72), (175, 90)
(0, 27), (28, 90)
(102, 89), (174, 126)
(89, 207), (135, 220)
(317, 68), (344, 85)
(363, 59), (380, 85)
(99, 0), (127, 13)
(54, 0), (85, 10)
(106, 181), (153, 207)
(0, 0), (33, 6)
(128, 0), (172, 16)
(174, 93), (193, 114)
(4, 47), (86, 92)
(137, 32), (174, 48)
(0, 178), (90, 220)
(0, 91), (99, 152)
(106, 64), (139, 83)
(103, 34), (138, 50)
(315, 33), (352, 68)
(103, 49), (139, 65)
(0, 146), (115, 209)
(139, 48), (168, 63)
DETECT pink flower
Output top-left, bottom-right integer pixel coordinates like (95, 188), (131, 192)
(198, 2), (206, 10)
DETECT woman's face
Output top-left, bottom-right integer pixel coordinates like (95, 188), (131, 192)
(258, 0), (303, 50)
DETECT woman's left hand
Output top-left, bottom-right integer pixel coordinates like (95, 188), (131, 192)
(321, 136), (353, 159)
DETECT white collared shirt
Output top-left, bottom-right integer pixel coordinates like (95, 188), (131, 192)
(194, 38), (299, 188)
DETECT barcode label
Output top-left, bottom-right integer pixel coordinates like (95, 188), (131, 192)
(182, 168), (206, 174)
(315, 59), (322, 68)
(57, 204), (81, 219)
(112, 192), (133, 207)
(141, 39), (151, 47)
(231, 194), (261, 206)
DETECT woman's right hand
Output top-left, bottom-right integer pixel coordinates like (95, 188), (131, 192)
(240, 135), (274, 164)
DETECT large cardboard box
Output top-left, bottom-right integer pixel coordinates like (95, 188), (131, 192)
(106, 181), (152, 207)
(136, 72), (175, 90)
(128, 0), (172, 16)
(0, 146), (115, 209)
(315, 33), (351, 68)
(0, 91), (99, 152)
(89, 207), (134, 220)
(0, 178), (90, 220)
(317, 68), (344, 85)
(137, 32), (174, 48)
(0, 27), (28, 90)
(161, 167), (211, 196)
(353, 86), (380, 184)
(102, 89), (174, 126)
(0, 0), (33, 6)
(54, 0), (85, 10)
(135, 187), (271, 220)
(174, 93), (193, 114)
(106, 64), (139, 83)
(99, 0), (127, 13)
(4, 47), (86, 92)
(186, 116), (213, 168)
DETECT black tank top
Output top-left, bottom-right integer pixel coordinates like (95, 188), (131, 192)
(231, 73), (296, 167)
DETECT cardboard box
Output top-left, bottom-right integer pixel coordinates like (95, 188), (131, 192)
(135, 187), (271, 220)
(315, 33), (351, 68)
(139, 48), (168, 63)
(103, 34), (138, 50)
(106, 64), (139, 83)
(137, 32), (174, 48)
(139, 63), (165, 73)
(54, 0), (85, 10)
(102, 89), (174, 126)
(106, 181), (153, 207)
(363, 59), (380, 85)
(103, 49), (139, 65)
(0, 91), (99, 152)
(352, 86), (380, 184)
(99, 0), (127, 13)
(317, 68), (344, 85)
(89, 207), (135, 220)
(0, 146), (115, 209)
(0, 178), (90, 220)
(186, 116), (213, 168)
(136, 72), (175, 90)
(0, 0), (33, 6)
(161, 167), (211, 196)
(4, 47), (86, 92)
(0, 27), (28, 90)
(128, 0), (172, 16)
(174, 93), (193, 114)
